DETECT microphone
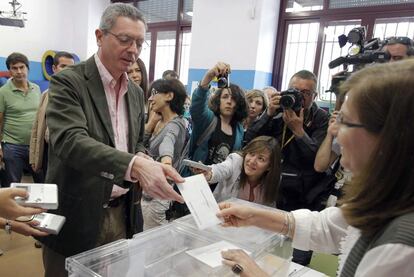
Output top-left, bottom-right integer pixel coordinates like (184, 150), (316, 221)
(329, 56), (346, 69)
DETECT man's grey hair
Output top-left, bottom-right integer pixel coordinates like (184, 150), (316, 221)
(99, 3), (147, 32)
(262, 86), (277, 93)
(288, 70), (317, 91)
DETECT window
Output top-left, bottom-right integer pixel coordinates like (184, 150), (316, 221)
(281, 22), (319, 90)
(373, 16), (414, 39)
(329, 0), (414, 9)
(286, 0), (323, 12)
(318, 20), (361, 101)
(154, 31), (176, 80)
(140, 32), (151, 71)
(112, 0), (193, 85)
(274, 0), (414, 107)
(179, 31), (192, 85)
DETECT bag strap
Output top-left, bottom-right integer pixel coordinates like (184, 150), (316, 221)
(196, 116), (218, 146)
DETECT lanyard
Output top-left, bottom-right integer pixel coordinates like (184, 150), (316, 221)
(280, 109), (313, 149)
(281, 123), (295, 149)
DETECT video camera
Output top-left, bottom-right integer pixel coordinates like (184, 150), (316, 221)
(327, 26), (390, 96)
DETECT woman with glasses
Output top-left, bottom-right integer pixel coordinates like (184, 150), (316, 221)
(141, 78), (188, 230)
(216, 59), (414, 277)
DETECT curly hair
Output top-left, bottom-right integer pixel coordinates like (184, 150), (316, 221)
(208, 83), (248, 124)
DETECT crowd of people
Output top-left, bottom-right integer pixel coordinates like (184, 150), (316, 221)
(0, 2), (413, 277)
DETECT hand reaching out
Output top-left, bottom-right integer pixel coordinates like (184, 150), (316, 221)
(11, 220), (49, 237)
(221, 249), (269, 277)
(200, 62), (231, 88)
(216, 202), (257, 228)
(132, 156), (185, 203)
(0, 188), (45, 220)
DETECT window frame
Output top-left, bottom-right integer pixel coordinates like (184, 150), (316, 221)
(113, 0), (192, 83)
(273, 0), (414, 93)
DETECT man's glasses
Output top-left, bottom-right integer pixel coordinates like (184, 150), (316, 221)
(106, 31), (149, 50)
(297, 89), (315, 97)
(336, 112), (365, 129)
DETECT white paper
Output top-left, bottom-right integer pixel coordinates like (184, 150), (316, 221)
(287, 261), (326, 277)
(176, 174), (222, 229)
(186, 240), (251, 268)
(287, 261), (304, 276)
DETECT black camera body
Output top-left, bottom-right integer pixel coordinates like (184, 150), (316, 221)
(217, 73), (229, 88)
(327, 26), (390, 96)
(279, 88), (304, 112)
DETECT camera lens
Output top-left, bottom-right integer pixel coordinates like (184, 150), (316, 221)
(280, 95), (295, 109)
(217, 77), (228, 88)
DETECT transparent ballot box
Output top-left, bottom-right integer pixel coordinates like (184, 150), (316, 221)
(66, 224), (262, 277)
(66, 198), (292, 276)
(174, 197), (285, 254)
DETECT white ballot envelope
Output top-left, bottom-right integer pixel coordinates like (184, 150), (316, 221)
(176, 174), (222, 229)
(11, 183), (58, 210)
(186, 240), (251, 268)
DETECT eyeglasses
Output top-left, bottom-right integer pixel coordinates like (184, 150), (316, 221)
(297, 89), (315, 97)
(106, 31), (149, 50)
(150, 88), (161, 97)
(336, 112), (365, 128)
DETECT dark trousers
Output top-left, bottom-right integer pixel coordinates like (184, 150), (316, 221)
(292, 248), (313, 266)
(2, 142), (44, 187)
(42, 201), (127, 277)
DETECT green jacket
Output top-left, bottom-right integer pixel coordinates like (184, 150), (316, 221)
(37, 56), (146, 257)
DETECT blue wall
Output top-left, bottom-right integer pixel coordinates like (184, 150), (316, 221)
(187, 68), (272, 94)
(0, 57), (49, 91)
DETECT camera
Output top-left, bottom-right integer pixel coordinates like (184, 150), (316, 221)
(279, 88), (303, 112)
(217, 73), (229, 88)
(327, 26), (390, 96)
(329, 27), (389, 71)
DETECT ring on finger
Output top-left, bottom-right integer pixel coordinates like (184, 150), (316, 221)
(231, 264), (244, 275)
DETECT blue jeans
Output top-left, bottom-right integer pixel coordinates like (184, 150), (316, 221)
(2, 143), (44, 187)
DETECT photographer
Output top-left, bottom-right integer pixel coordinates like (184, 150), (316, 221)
(244, 70), (328, 265)
(189, 62), (247, 168)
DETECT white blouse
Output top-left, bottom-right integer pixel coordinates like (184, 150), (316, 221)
(292, 207), (414, 276)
